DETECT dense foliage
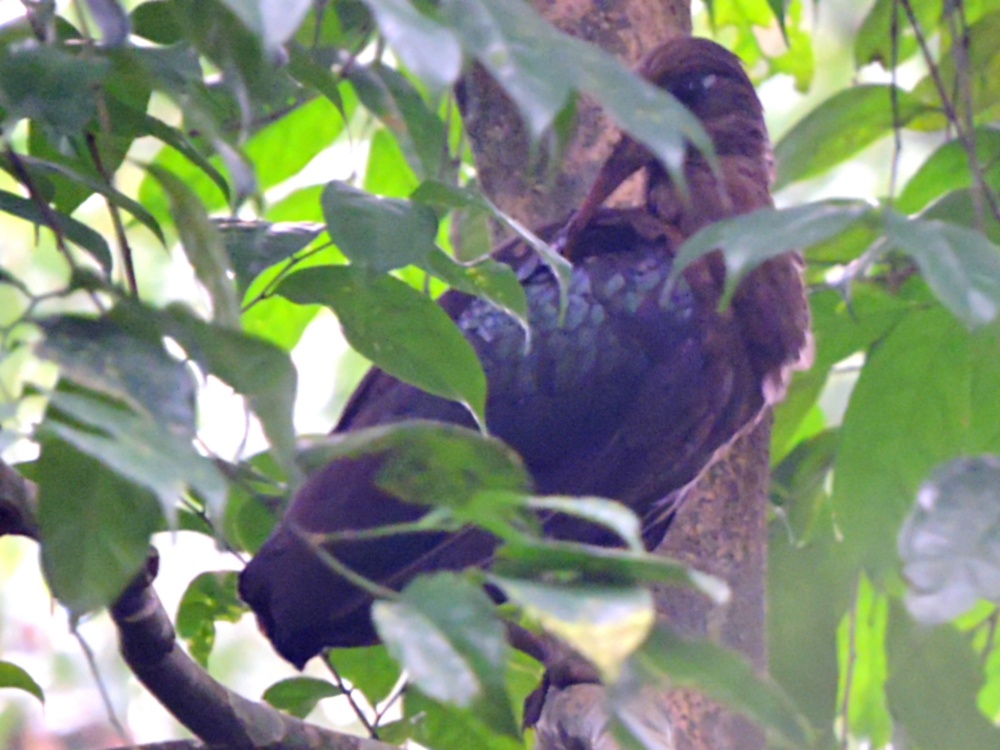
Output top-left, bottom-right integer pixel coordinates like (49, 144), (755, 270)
(2, 0), (1000, 747)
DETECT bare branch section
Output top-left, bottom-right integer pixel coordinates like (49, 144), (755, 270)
(0, 459), (397, 750)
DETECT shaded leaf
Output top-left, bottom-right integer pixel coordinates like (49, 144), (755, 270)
(855, 0), (940, 67)
(36, 437), (161, 619)
(381, 687), (522, 750)
(130, 0), (182, 44)
(326, 645), (401, 703)
(216, 219), (323, 295)
(217, 0), (312, 53)
(321, 180), (438, 272)
(883, 209), (1000, 327)
(612, 624), (813, 749)
(0, 189), (111, 273)
(262, 676), (341, 719)
(278, 266), (486, 425)
(897, 128), (1000, 214)
(899, 455), (1000, 623)
(424, 249), (529, 332)
(886, 600), (1000, 749)
(774, 86), (930, 189)
(365, 0), (462, 94)
(373, 573), (518, 737)
(176, 571), (247, 667)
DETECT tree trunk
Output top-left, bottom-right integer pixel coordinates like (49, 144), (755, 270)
(461, 2), (770, 749)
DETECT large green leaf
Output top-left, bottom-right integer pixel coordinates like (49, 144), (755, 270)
(612, 624), (814, 749)
(897, 128), (1000, 214)
(277, 266), (487, 425)
(326, 645), (401, 704)
(774, 85), (931, 189)
(855, 0), (941, 67)
(380, 688), (522, 750)
(886, 601), (1000, 749)
(373, 573), (519, 737)
(364, 0), (462, 94)
(262, 676), (341, 719)
(883, 209), (1000, 327)
(321, 181), (438, 272)
(36, 437), (162, 619)
(833, 307), (1000, 571)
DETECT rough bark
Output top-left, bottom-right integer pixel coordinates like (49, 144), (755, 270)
(461, 2), (770, 749)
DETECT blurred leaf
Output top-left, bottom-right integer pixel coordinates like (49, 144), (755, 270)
(897, 128), (1000, 213)
(350, 62), (446, 180)
(365, 0), (462, 94)
(222, 483), (280, 555)
(147, 165), (241, 329)
(0, 662), (44, 704)
(84, 0), (130, 46)
(44, 388), (228, 522)
(837, 576), (891, 747)
(774, 86), (930, 189)
(278, 266), (486, 425)
(0, 43), (109, 137)
(494, 537), (729, 604)
(130, 0), (182, 44)
(216, 219), (323, 295)
(381, 687), (522, 750)
(37, 315), (197, 436)
(424, 249), (528, 332)
(834, 308), (1000, 571)
(373, 573), (518, 737)
(240, 295), (319, 351)
(612, 623), (813, 748)
(886, 600), (1000, 749)
(326, 645), (401, 703)
(855, 0), (940, 67)
(176, 571), (247, 667)
(217, 0), (313, 53)
(0, 189), (111, 273)
(883, 209), (1000, 327)
(321, 180), (438, 272)
(262, 676), (341, 718)
(674, 201), (872, 302)
(364, 128), (420, 198)
(899, 455), (1000, 623)
(491, 574), (654, 679)
(297, 421), (530, 508)
(286, 43), (344, 111)
(36, 437), (161, 619)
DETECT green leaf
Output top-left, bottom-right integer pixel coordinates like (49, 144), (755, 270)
(278, 266), (486, 425)
(493, 539), (729, 602)
(0, 44), (109, 136)
(490, 574), (655, 679)
(44, 388), (228, 522)
(855, 0), (941, 67)
(0, 661), (44, 704)
(321, 181), (438, 272)
(424, 249), (529, 332)
(176, 571), (247, 667)
(262, 676), (341, 719)
(296, 421), (530, 506)
(217, 0), (312, 52)
(897, 129), (1000, 214)
(326, 645), (401, 703)
(0, 189), (111, 273)
(365, 0), (462, 94)
(382, 688), (522, 750)
(883, 209), (1000, 327)
(674, 201), (872, 301)
(130, 0), (183, 44)
(36, 315), (197, 436)
(147, 165), (241, 329)
(774, 85), (930, 189)
(364, 128), (420, 198)
(36, 437), (162, 619)
(611, 624), (813, 749)
(833, 308), (1000, 571)
(216, 219), (323, 295)
(899, 455), (1000, 623)
(373, 573), (519, 737)
(886, 601), (1000, 749)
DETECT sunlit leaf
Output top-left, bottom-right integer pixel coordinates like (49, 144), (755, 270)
(326, 645), (401, 703)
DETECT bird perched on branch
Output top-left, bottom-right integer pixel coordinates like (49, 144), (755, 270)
(239, 36), (811, 669)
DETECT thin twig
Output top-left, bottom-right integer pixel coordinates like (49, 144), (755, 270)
(72, 625), (135, 748)
(887, 0), (903, 203)
(324, 661), (380, 738)
(85, 131), (138, 296)
(239, 242), (333, 312)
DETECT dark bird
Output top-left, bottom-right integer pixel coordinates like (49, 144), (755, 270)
(239, 36), (811, 669)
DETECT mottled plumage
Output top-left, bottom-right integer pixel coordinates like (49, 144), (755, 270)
(239, 37), (810, 669)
